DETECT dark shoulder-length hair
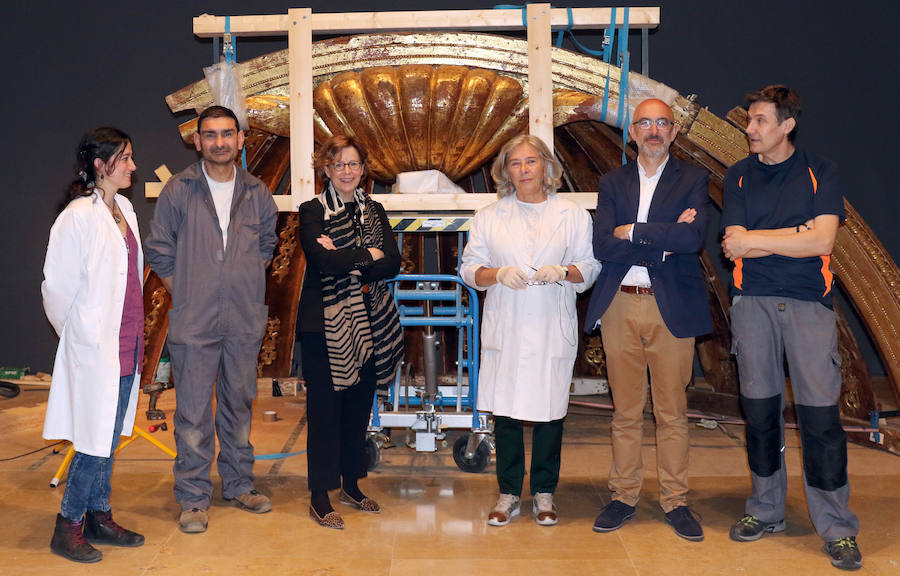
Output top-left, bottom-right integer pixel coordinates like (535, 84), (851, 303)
(490, 133), (563, 198)
(66, 127), (132, 205)
(313, 134), (369, 187)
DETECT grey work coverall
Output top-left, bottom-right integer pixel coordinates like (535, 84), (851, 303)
(145, 161), (278, 510)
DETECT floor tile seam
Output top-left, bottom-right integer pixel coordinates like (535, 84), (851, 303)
(265, 409), (307, 479)
(138, 521), (182, 573)
(616, 528), (641, 575)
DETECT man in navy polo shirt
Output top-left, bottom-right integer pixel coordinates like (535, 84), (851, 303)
(721, 85), (861, 571)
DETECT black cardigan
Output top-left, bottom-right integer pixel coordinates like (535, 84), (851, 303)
(295, 197), (401, 334)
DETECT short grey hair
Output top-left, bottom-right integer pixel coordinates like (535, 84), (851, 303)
(490, 134), (563, 198)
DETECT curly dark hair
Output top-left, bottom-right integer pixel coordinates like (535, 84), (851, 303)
(66, 127), (131, 205)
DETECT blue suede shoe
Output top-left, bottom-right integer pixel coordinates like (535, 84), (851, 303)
(665, 506), (704, 542)
(592, 500), (635, 533)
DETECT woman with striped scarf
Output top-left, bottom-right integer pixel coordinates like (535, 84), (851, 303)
(296, 135), (404, 529)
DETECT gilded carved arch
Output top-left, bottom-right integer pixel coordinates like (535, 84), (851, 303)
(156, 32), (900, 453)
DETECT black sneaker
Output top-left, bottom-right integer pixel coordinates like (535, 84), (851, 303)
(664, 506), (704, 541)
(729, 514), (786, 542)
(592, 500), (635, 533)
(824, 536), (862, 571)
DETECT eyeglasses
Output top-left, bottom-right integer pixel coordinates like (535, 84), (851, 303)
(631, 118), (674, 130)
(329, 161), (363, 172)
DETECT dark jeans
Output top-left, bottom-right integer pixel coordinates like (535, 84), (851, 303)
(494, 415), (564, 497)
(60, 370), (135, 520)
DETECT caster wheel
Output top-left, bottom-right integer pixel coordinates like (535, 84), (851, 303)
(453, 434), (490, 473)
(365, 436), (381, 471)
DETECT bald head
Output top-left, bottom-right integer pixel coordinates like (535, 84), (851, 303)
(629, 98), (678, 167)
(633, 98), (674, 123)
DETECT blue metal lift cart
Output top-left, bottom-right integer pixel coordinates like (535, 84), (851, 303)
(367, 273), (492, 473)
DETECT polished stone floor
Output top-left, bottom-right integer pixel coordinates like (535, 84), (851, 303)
(1, 383), (898, 575)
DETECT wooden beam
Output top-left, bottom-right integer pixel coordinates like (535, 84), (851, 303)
(273, 192), (596, 213)
(288, 8), (315, 206)
(527, 4), (554, 149)
(190, 6), (658, 211)
(193, 7), (660, 37)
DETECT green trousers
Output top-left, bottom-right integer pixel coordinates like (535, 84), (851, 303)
(494, 415), (564, 497)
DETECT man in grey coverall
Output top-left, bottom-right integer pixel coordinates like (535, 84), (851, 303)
(145, 105), (278, 534)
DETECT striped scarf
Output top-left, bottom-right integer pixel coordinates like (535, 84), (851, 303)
(318, 184), (404, 391)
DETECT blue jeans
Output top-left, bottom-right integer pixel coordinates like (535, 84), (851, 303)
(60, 370), (136, 521)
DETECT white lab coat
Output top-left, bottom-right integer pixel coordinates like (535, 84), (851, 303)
(461, 194), (600, 421)
(42, 192), (143, 457)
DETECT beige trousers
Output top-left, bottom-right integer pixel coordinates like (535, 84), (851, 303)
(600, 290), (695, 512)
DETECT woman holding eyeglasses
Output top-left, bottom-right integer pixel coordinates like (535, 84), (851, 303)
(461, 134), (600, 527)
(297, 134), (403, 529)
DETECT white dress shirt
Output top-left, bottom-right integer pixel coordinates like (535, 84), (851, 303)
(621, 154), (669, 288)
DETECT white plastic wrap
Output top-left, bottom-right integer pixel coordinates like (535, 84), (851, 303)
(203, 59), (250, 131)
(392, 170), (466, 194)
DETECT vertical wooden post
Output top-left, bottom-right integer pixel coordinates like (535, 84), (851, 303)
(288, 8), (314, 207)
(526, 3), (553, 150)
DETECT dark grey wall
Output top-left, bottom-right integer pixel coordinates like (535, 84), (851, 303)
(1, 1), (897, 373)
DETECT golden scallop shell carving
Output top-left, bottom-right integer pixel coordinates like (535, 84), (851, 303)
(313, 64), (526, 182)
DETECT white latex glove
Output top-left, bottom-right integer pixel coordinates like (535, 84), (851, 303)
(533, 264), (567, 284)
(496, 266), (529, 290)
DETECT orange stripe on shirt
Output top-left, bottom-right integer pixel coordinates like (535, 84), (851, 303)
(808, 167), (818, 194)
(733, 258), (743, 290)
(820, 254), (833, 297)
(738, 175), (743, 188)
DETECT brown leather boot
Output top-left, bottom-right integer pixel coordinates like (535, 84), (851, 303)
(50, 514), (102, 563)
(84, 509), (145, 547)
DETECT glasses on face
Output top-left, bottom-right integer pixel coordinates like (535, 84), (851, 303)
(632, 118), (674, 130)
(329, 161), (363, 172)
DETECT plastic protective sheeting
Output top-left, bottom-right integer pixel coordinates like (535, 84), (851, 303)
(203, 59), (250, 131)
(392, 170), (466, 194)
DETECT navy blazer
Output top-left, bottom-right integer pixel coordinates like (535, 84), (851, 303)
(583, 156), (712, 338)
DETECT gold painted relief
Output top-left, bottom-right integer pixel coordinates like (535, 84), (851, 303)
(271, 212), (299, 284)
(313, 65), (525, 182)
(257, 316), (282, 377)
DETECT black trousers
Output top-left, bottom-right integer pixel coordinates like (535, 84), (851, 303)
(301, 332), (376, 492)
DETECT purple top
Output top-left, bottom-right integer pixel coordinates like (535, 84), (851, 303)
(119, 225), (144, 377)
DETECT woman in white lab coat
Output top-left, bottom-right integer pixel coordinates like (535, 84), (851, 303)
(42, 127), (145, 563)
(461, 134), (599, 527)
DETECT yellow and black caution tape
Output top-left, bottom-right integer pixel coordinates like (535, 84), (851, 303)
(389, 217), (471, 232)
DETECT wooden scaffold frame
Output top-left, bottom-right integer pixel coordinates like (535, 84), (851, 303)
(187, 5), (660, 213)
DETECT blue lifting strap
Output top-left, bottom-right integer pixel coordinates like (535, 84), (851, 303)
(599, 7), (616, 129)
(558, 7), (606, 56)
(223, 16), (248, 170)
(618, 6), (631, 165)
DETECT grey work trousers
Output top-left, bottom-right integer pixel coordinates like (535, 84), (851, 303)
(731, 295), (859, 542)
(170, 335), (261, 510)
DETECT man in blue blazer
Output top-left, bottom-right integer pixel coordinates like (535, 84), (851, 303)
(584, 98), (711, 541)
